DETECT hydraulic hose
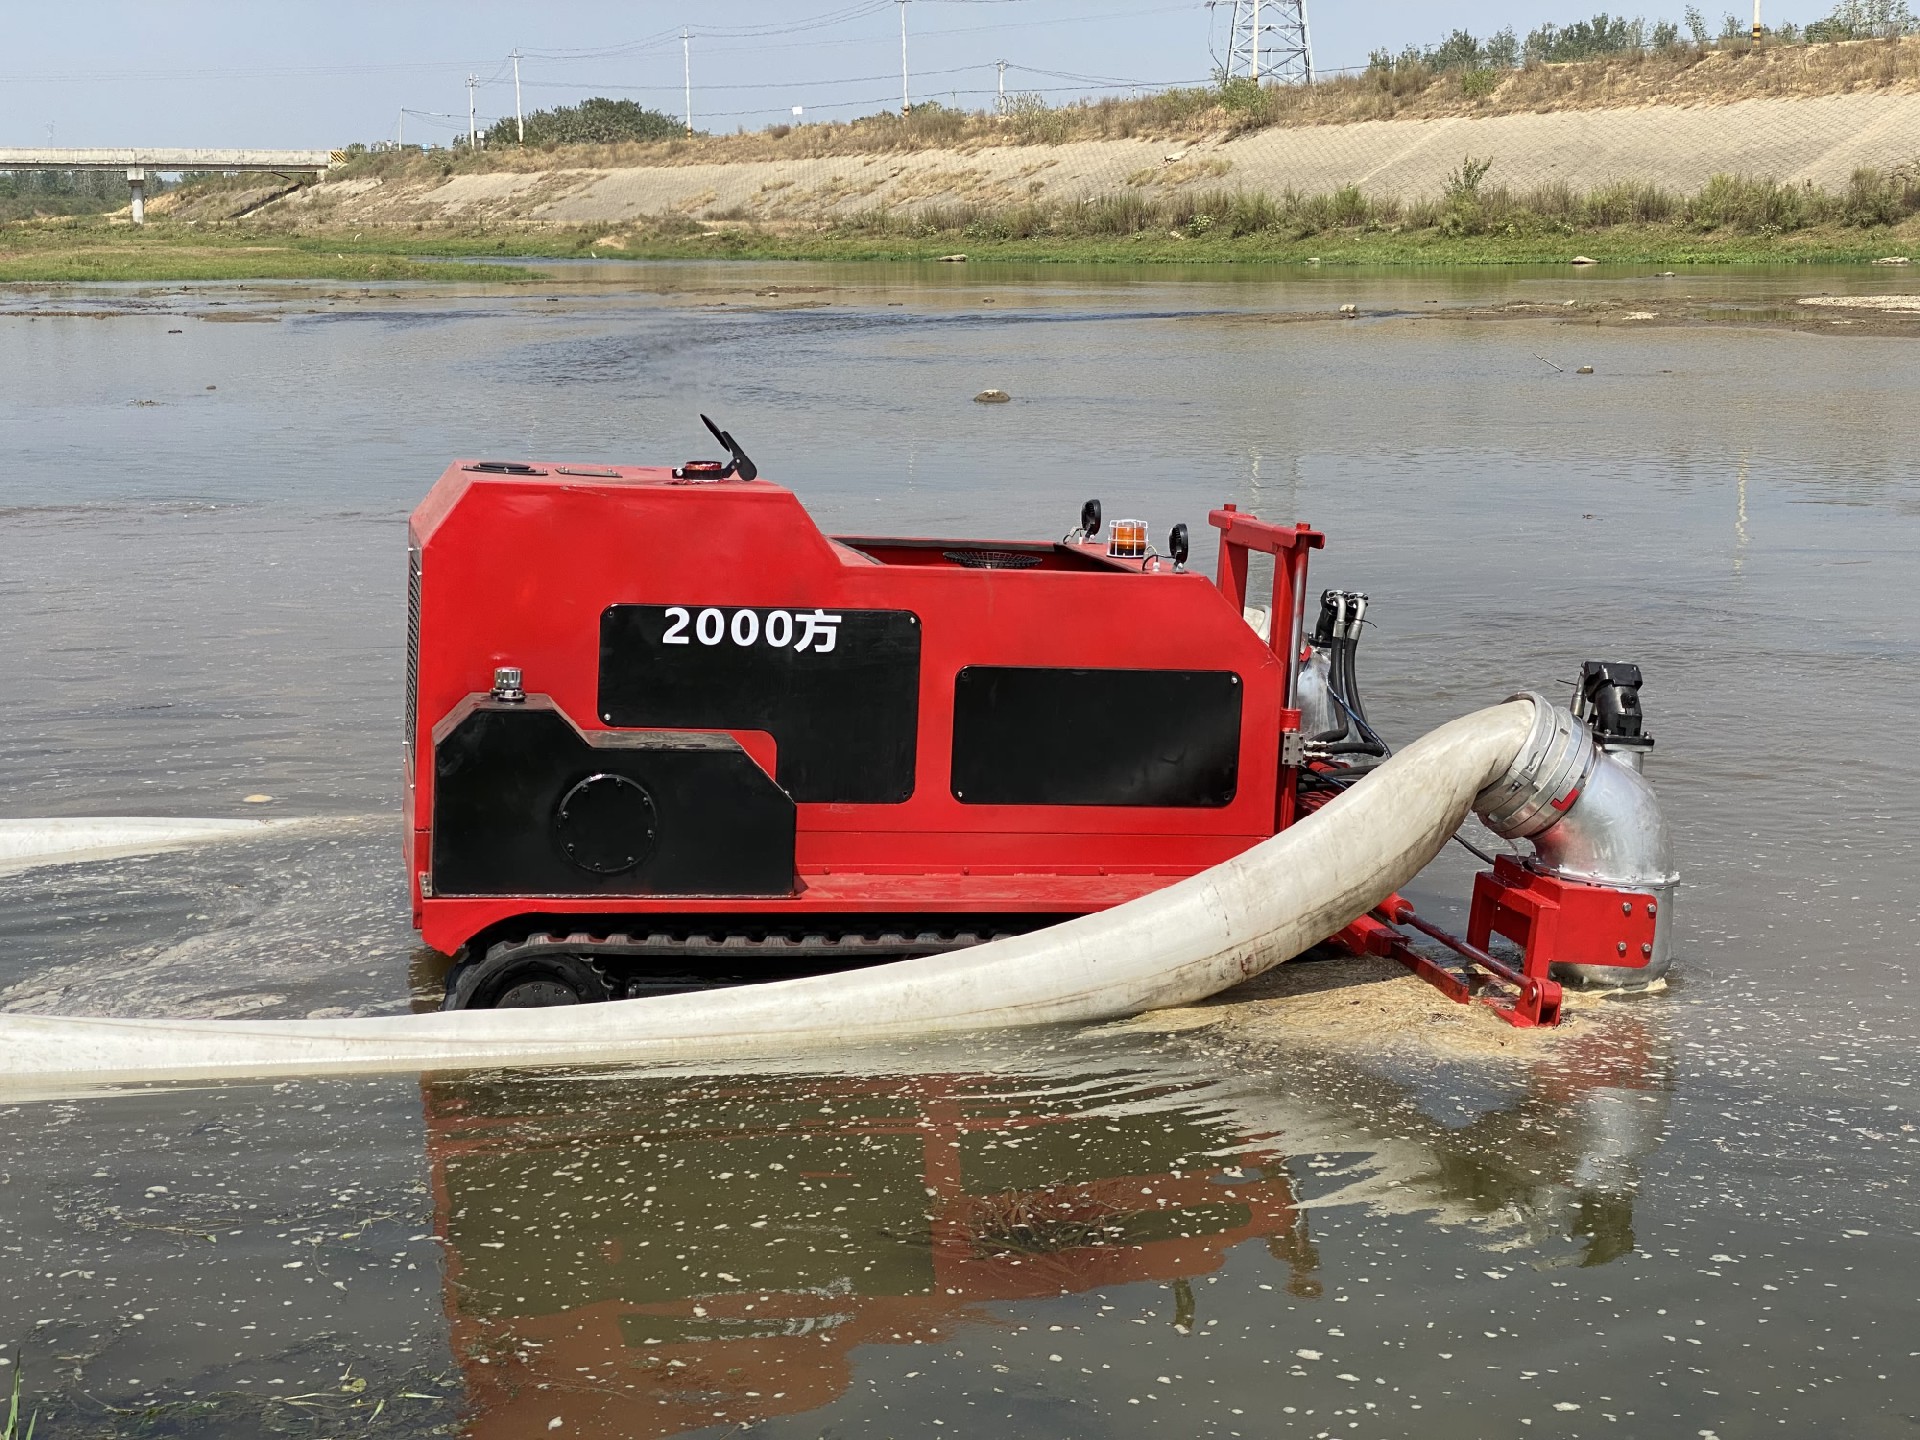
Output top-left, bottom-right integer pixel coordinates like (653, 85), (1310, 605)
(0, 696), (1648, 1085)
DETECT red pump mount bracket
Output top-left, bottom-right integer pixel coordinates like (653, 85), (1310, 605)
(1209, 505), (1324, 831)
(1333, 899), (1563, 1029)
(1329, 857), (1661, 1028)
(1469, 855), (1660, 977)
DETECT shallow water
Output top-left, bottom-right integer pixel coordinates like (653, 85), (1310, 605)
(0, 262), (1915, 1436)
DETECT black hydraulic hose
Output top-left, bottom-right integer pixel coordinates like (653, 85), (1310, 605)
(1325, 659), (1387, 758)
(1337, 633), (1391, 756)
(1449, 832), (1497, 864)
(1308, 650), (1350, 744)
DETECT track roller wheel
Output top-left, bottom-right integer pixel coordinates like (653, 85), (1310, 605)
(442, 943), (616, 1011)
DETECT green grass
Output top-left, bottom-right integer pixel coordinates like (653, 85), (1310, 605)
(0, 223), (542, 283)
(5, 1364), (36, 1440)
(592, 223), (1915, 266)
(1, 197), (1913, 282)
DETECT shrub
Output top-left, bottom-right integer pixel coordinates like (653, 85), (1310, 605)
(485, 97), (681, 148)
(1005, 93), (1072, 145)
(1461, 67), (1501, 98)
(1688, 173), (1809, 230)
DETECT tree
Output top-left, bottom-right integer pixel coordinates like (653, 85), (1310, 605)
(1805, 0), (1920, 38)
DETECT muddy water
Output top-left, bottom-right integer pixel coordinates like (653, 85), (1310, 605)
(0, 263), (1915, 1437)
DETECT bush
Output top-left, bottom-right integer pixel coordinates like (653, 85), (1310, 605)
(486, 97), (682, 148)
(1461, 67), (1501, 97)
(1215, 75), (1268, 117)
(1688, 173), (1809, 230)
(1841, 164), (1920, 223)
(1005, 93), (1071, 144)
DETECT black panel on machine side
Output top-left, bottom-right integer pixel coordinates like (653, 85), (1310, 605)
(597, 605), (920, 804)
(950, 666), (1243, 807)
(431, 697), (795, 897)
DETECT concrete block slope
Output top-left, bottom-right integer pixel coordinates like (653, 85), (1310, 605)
(274, 92), (1920, 228)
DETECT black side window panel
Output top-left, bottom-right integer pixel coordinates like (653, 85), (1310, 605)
(598, 605), (920, 804)
(951, 666), (1241, 807)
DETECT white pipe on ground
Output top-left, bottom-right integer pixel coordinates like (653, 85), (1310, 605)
(0, 700), (1544, 1085)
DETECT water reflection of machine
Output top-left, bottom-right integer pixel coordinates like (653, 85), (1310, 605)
(424, 1069), (1317, 1438)
(423, 1015), (1669, 1437)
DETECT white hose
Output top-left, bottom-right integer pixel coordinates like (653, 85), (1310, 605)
(0, 700), (1539, 1085)
(0, 817), (287, 878)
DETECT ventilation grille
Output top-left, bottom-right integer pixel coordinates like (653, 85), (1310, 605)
(405, 544), (422, 773)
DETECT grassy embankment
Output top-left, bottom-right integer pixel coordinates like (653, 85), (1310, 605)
(0, 224), (538, 282)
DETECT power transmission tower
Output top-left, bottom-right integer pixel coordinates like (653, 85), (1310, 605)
(1220, 0), (1313, 85)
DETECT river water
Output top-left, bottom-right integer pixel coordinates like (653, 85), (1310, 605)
(0, 262), (1914, 1437)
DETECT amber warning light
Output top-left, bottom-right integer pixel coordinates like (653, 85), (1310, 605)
(1108, 518), (1149, 559)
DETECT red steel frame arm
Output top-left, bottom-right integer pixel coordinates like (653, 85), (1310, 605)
(1210, 505), (1325, 830)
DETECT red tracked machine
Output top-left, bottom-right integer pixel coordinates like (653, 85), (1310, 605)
(407, 419), (1667, 1020)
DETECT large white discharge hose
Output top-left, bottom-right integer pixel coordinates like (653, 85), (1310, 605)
(0, 700), (1546, 1085)
(0, 817), (286, 878)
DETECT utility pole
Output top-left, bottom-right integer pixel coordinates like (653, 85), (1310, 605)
(510, 49), (524, 142)
(682, 29), (693, 135)
(1752, 0), (1763, 40)
(1222, 0), (1313, 85)
(466, 73), (478, 148)
(899, 0), (910, 114)
(398, 108), (404, 147)
(996, 59), (1007, 113)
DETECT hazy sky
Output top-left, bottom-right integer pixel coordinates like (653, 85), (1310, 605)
(0, 1), (1837, 149)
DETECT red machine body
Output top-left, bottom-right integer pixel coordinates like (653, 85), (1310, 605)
(406, 460), (1321, 963)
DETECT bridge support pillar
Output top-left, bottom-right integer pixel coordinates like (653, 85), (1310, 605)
(126, 167), (146, 225)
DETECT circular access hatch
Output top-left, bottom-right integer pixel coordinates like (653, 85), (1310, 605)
(554, 773), (658, 875)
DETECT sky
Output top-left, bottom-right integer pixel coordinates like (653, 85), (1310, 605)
(0, 1), (1843, 150)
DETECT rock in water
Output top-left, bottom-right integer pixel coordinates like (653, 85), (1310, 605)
(1570, 256), (1598, 266)
(973, 389), (1012, 404)
(938, 253), (968, 263)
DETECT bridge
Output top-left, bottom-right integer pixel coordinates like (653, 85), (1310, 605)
(0, 148), (336, 223)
